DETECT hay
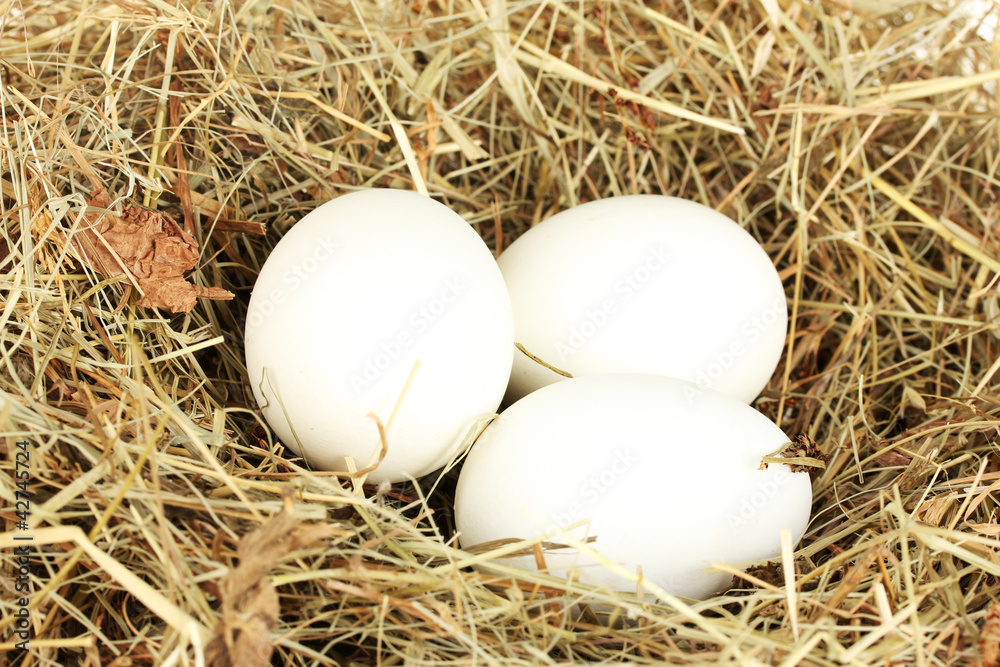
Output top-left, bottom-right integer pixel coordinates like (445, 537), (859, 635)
(2, 0), (999, 664)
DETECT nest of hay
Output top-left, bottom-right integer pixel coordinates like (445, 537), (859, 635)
(2, 0), (1000, 664)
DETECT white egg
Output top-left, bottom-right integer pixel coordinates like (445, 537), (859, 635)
(454, 374), (812, 601)
(498, 195), (787, 404)
(244, 189), (514, 483)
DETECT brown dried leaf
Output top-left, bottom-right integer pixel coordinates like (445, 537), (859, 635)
(875, 450), (913, 467)
(968, 523), (1000, 536)
(205, 493), (334, 667)
(73, 188), (234, 313)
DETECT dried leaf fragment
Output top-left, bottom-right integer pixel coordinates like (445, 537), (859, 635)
(73, 188), (233, 313)
(976, 602), (1000, 667)
(205, 493), (334, 667)
(968, 523), (1000, 536)
(874, 450), (912, 467)
(759, 434), (829, 472)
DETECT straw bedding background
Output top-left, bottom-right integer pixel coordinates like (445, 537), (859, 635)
(1, 0), (999, 664)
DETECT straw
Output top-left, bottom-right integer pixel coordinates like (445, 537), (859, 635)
(2, 0), (999, 664)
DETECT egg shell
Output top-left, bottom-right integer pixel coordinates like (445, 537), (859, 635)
(497, 195), (787, 404)
(454, 374), (813, 600)
(244, 189), (514, 483)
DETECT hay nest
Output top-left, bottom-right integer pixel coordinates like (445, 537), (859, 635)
(2, 0), (1000, 664)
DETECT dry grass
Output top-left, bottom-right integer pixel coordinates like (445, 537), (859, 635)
(2, 0), (1000, 664)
